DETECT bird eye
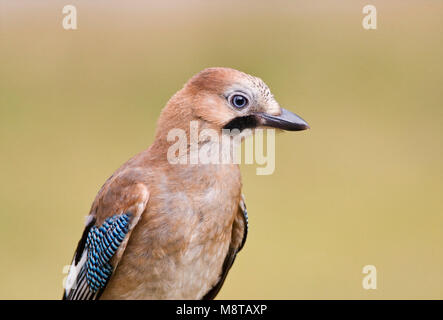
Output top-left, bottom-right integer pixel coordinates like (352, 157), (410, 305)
(230, 94), (249, 109)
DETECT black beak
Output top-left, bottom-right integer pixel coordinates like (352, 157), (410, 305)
(256, 108), (310, 131)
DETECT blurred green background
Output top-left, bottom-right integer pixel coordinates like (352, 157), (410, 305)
(1, 0), (442, 299)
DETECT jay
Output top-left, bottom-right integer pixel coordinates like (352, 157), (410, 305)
(63, 67), (309, 300)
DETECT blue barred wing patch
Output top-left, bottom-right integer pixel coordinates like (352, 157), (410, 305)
(85, 213), (131, 292)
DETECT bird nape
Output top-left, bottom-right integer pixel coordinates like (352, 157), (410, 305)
(63, 67), (309, 300)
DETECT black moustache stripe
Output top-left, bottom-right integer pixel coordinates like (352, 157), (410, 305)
(223, 115), (258, 131)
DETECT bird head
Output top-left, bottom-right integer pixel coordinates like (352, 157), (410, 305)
(154, 67), (309, 149)
(185, 67), (309, 133)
